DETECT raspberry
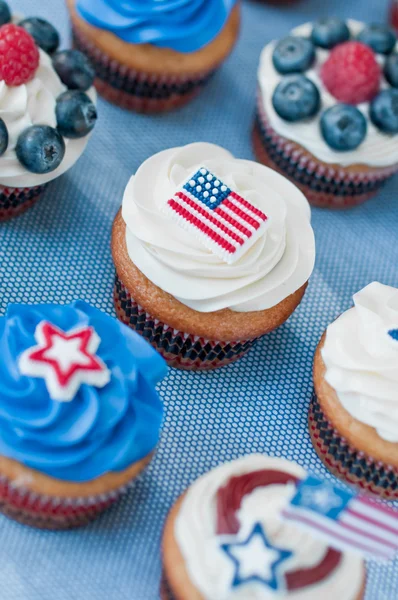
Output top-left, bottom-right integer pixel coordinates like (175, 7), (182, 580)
(321, 41), (381, 105)
(0, 24), (39, 86)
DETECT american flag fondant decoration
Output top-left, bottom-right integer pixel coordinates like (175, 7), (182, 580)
(164, 167), (269, 264)
(18, 322), (111, 402)
(282, 474), (398, 560)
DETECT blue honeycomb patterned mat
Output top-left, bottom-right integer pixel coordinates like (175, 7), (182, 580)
(0, 0), (397, 598)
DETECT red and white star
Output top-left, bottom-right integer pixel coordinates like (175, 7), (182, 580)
(18, 321), (111, 402)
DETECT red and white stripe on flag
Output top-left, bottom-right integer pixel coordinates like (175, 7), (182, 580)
(163, 167), (268, 264)
(282, 474), (398, 561)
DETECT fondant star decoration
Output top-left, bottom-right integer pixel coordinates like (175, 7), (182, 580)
(299, 482), (344, 514)
(388, 328), (398, 342)
(221, 522), (293, 591)
(18, 321), (111, 401)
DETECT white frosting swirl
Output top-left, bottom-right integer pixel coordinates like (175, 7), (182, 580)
(322, 282), (398, 442)
(258, 20), (398, 168)
(0, 48), (96, 188)
(175, 455), (363, 600)
(122, 143), (315, 313)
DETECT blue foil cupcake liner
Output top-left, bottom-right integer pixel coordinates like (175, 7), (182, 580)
(0, 183), (47, 222)
(114, 273), (257, 370)
(309, 392), (398, 500)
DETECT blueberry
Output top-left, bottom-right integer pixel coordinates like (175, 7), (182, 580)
(52, 50), (95, 91)
(321, 105), (367, 151)
(272, 75), (320, 122)
(19, 17), (60, 54)
(0, 118), (8, 156)
(311, 18), (350, 49)
(56, 91), (97, 139)
(384, 53), (398, 87)
(357, 24), (396, 55)
(0, 1), (11, 26)
(16, 125), (65, 174)
(272, 36), (315, 74)
(370, 89), (398, 133)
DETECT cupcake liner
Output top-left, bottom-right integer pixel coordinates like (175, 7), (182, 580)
(71, 26), (216, 113)
(0, 471), (135, 530)
(0, 184), (47, 222)
(309, 392), (398, 500)
(114, 273), (257, 370)
(160, 575), (174, 600)
(254, 92), (398, 209)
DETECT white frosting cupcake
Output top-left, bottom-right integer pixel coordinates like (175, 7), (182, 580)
(168, 455), (364, 600)
(321, 282), (398, 442)
(258, 20), (398, 168)
(122, 142), (315, 313)
(0, 48), (96, 188)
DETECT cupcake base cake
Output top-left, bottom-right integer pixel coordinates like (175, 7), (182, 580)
(309, 390), (398, 501)
(67, 0), (240, 113)
(310, 283), (398, 500)
(311, 338), (398, 500)
(0, 453), (151, 530)
(112, 210), (308, 370)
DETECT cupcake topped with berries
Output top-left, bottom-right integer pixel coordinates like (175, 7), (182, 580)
(0, 1), (97, 221)
(255, 20), (398, 209)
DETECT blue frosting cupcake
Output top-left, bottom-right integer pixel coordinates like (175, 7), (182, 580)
(67, 0), (240, 112)
(0, 300), (167, 529)
(76, 0), (236, 53)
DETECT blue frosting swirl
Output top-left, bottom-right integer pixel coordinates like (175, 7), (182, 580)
(76, 0), (237, 53)
(0, 301), (167, 482)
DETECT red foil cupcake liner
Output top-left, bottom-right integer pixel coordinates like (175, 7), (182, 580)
(0, 472), (135, 530)
(309, 392), (398, 500)
(114, 273), (257, 370)
(71, 26), (216, 113)
(0, 184), (47, 222)
(254, 90), (398, 209)
(390, 0), (398, 32)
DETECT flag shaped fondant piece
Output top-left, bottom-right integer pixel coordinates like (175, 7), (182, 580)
(282, 475), (398, 560)
(164, 167), (268, 264)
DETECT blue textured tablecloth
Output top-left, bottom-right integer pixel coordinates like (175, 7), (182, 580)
(0, 0), (397, 598)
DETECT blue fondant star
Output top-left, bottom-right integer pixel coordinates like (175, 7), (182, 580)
(388, 329), (398, 342)
(221, 523), (293, 592)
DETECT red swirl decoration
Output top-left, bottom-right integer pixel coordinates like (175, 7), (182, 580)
(216, 469), (342, 591)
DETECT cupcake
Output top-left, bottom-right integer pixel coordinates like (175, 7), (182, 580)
(112, 142), (315, 370)
(0, 3), (97, 222)
(254, 19), (398, 209)
(0, 300), (167, 529)
(66, 0), (240, 113)
(162, 455), (366, 599)
(310, 282), (398, 500)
